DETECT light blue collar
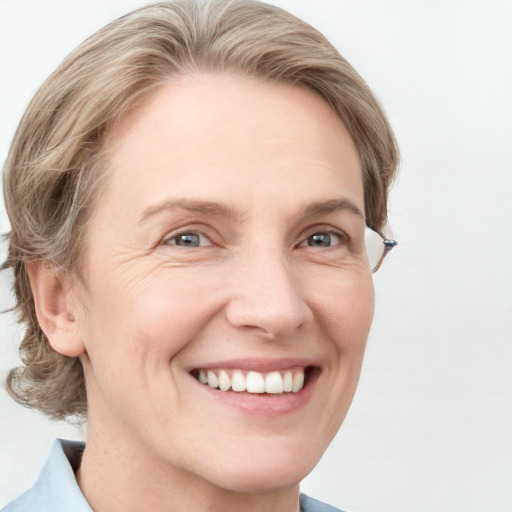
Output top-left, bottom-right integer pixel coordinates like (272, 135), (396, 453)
(1, 439), (91, 512)
(2, 439), (343, 512)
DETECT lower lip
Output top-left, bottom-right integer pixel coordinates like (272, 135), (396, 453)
(192, 371), (318, 416)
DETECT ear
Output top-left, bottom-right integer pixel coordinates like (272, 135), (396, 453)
(26, 261), (86, 357)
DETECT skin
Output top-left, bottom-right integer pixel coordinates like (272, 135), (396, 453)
(30, 74), (374, 512)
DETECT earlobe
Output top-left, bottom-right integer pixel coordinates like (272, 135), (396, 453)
(26, 261), (86, 357)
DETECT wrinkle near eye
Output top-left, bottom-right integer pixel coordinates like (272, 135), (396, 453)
(87, 239), (186, 291)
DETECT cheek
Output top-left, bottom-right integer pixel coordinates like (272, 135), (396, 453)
(77, 264), (224, 368)
(310, 273), (375, 351)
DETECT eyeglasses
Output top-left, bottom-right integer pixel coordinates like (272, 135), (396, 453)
(365, 227), (398, 273)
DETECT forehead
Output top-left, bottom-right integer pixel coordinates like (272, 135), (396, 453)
(99, 73), (363, 217)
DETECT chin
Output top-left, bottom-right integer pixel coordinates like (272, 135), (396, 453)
(197, 440), (323, 494)
(210, 464), (308, 495)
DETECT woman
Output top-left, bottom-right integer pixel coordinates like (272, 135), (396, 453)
(1, 1), (398, 511)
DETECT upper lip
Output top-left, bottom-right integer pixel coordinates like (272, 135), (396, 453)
(187, 357), (319, 373)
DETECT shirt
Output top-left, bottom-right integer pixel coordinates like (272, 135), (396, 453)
(1, 439), (345, 512)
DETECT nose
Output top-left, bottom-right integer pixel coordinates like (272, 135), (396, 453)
(224, 248), (312, 339)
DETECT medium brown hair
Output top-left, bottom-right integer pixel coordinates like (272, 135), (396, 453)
(3, 0), (399, 420)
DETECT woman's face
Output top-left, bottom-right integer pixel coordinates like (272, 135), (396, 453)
(71, 74), (374, 493)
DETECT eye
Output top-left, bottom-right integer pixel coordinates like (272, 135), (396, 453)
(165, 232), (212, 248)
(300, 230), (346, 248)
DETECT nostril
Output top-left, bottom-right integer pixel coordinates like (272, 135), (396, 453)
(222, 252), (313, 338)
(224, 292), (312, 339)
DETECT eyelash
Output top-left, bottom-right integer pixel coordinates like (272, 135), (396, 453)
(297, 229), (348, 249)
(163, 231), (213, 248)
(161, 228), (348, 250)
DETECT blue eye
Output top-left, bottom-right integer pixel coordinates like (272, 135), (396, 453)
(167, 232), (211, 248)
(302, 231), (344, 248)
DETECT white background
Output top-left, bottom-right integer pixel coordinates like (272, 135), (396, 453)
(0, 1), (511, 511)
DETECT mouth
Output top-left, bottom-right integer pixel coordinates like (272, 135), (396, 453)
(190, 366), (315, 395)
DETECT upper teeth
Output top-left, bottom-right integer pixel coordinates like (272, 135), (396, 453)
(196, 368), (305, 394)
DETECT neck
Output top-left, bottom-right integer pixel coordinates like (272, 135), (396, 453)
(77, 420), (301, 512)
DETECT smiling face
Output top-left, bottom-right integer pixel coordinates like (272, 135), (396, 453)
(69, 74), (374, 498)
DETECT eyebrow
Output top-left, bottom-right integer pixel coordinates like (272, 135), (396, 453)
(139, 199), (241, 224)
(302, 199), (365, 220)
(138, 197), (364, 224)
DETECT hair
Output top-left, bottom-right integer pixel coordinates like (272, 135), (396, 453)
(3, 0), (399, 420)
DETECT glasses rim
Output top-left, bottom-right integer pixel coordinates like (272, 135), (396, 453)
(369, 228), (398, 274)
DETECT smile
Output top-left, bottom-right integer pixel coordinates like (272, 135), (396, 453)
(191, 367), (313, 394)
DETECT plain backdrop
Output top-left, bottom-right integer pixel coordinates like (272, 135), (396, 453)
(1, 1), (511, 511)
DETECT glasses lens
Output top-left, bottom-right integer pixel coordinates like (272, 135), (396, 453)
(364, 227), (385, 272)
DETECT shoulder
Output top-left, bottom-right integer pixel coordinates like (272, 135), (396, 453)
(300, 493), (349, 512)
(1, 439), (90, 512)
